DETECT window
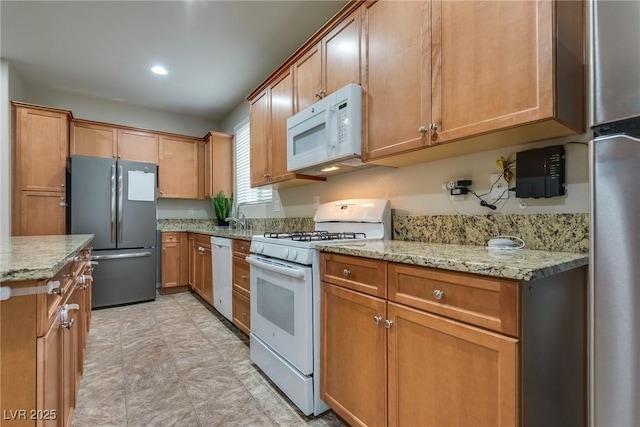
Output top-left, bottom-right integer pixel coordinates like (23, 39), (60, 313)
(234, 118), (272, 205)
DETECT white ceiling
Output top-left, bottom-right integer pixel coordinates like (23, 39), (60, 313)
(1, 0), (347, 121)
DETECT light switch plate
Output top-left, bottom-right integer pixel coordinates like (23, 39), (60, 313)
(273, 199), (281, 212)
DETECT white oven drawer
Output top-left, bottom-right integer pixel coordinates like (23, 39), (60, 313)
(248, 255), (313, 375)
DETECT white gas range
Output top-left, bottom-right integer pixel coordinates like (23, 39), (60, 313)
(247, 199), (391, 416)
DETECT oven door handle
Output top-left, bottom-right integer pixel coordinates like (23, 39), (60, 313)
(246, 256), (306, 279)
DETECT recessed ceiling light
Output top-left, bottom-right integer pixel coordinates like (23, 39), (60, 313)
(151, 65), (168, 75)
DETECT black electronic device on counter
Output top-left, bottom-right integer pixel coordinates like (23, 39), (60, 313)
(515, 145), (565, 198)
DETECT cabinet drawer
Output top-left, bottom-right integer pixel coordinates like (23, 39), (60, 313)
(233, 256), (250, 296)
(320, 253), (386, 298)
(193, 233), (211, 247)
(388, 263), (519, 336)
(162, 232), (180, 243)
(37, 262), (74, 337)
(232, 290), (250, 335)
(233, 239), (251, 257)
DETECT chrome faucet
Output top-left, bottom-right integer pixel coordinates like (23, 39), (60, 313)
(225, 210), (247, 230)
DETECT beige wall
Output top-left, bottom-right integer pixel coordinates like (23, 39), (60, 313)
(240, 132), (591, 219)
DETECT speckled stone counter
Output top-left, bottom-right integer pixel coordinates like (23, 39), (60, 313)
(0, 234), (94, 282)
(315, 240), (587, 281)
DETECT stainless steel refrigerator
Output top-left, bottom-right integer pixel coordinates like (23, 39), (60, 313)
(70, 155), (157, 308)
(590, 1), (640, 425)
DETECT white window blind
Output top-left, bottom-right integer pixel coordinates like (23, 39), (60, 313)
(234, 119), (272, 205)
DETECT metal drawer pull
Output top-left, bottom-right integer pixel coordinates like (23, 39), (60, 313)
(433, 289), (444, 300)
(241, 275), (247, 279)
(60, 303), (80, 329)
(343, 269), (351, 277)
(61, 318), (75, 330)
(373, 315), (382, 325)
(384, 319), (393, 329)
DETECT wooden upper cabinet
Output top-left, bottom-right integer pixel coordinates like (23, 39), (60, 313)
(269, 68), (295, 183)
(431, 0), (555, 144)
(250, 89), (271, 188)
(363, 0), (585, 166)
(70, 120), (158, 163)
(158, 135), (199, 198)
(293, 8), (361, 113)
(203, 131), (233, 199)
(117, 128), (158, 163)
(361, 0), (430, 162)
(70, 120), (117, 159)
(15, 104), (69, 192)
(322, 7), (361, 96)
(294, 43), (322, 112)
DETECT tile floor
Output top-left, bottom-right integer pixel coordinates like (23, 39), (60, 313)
(72, 291), (345, 427)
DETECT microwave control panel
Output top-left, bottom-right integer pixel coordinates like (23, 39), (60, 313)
(337, 101), (349, 146)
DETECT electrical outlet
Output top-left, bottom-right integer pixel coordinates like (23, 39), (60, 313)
(188, 208), (195, 217)
(489, 173), (510, 200)
(313, 196), (320, 209)
(273, 199), (281, 212)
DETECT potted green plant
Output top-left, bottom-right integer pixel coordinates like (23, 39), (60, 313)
(212, 191), (233, 227)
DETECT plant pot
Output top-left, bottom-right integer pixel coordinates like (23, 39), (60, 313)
(216, 219), (230, 227)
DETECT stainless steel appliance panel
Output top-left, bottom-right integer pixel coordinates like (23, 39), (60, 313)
(118, 159), (157, 249)
(593, 1), (640, 125)
(70, 156), (117, 250)
(91, 248), (157, 308)
(590, 134), (640, 426)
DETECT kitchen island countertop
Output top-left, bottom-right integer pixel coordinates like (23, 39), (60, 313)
(0, 234), (94, 282)
(315, 240), (588, 281)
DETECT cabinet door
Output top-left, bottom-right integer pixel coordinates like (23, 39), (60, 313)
(249, 90), (271, 187)
(37, 313), (63, 427)
(19, 191), (66, 236)
(202, 245), (213, 305)
(117, 128), (158, 163)
(232, 289), (251, 336)
(387, 302), (518, 427)
(188, 235), (196, 288)
(158, 135), (199, 198)
(16, 106), (68, 192)
(70, 120), (117, 158)
(61, 297), (78, 427)
(204, 132), (233, 199)
(294, 42), (322, 112)
(362, 0), (431, 161)
(321, 282), (387, 427)
(269, 68), (295, 183)
(161, 241), (180, 288)
(323, 7), (361, 96)
(431, 0), (553, 144)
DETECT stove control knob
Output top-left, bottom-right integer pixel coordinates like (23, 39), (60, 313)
(282, 248), (289, 258)
(256, 243), (264, 254)
(289, 249), (298, 260)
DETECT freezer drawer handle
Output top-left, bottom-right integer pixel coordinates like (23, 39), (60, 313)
(91, 252), (152, 260)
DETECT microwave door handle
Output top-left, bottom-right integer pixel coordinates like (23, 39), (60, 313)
(326, 105), (337, 148)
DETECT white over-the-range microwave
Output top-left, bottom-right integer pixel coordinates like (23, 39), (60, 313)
(287, 83), (373, 176)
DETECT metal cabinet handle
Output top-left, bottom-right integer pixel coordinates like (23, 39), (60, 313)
(61, 318), (75, 329)
(419, 126), (427, 134)
(342, 269), (351, 277)
(373, 315), (382, 325)
(241, 275), (247, 279)
(384, 319), (394, 329)
(429, 123), (438, 131)
(433, 289), (444, 300)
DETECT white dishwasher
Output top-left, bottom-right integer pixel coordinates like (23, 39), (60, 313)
(211, 237), (232, 321)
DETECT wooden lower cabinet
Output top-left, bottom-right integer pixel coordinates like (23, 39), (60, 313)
(18, 191), (66, 236)
(232, 239), (251, 335)
(189, 234), (213, 306)
(320, 253), (585, 427)
(321, 282), (387, 427)
(387, 302), (517, 427)
(1, 244), (92, 427)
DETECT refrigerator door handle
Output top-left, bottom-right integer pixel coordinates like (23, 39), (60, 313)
(110, 165), (116, 243)
(117, 165), (124, 243)
(91, 252), (152, 260)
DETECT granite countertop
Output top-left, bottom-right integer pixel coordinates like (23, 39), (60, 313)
(157, 224), (263, 241)
(0, 234), (94, 282)
(314, 240), (588, 282)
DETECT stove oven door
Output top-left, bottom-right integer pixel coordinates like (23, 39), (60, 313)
(247, 254), (313, 374)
